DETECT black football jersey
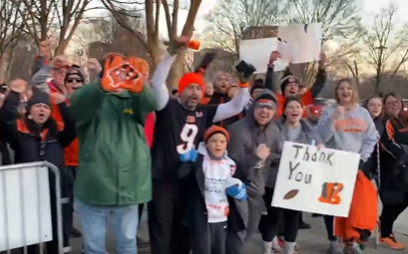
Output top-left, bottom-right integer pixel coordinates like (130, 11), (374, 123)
(151, 98), (218, 181)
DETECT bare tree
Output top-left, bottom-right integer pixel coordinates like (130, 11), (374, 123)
(0, 0), (27, 81)
(360, 3), (408, 94)
(80, 15), (151, 64)
(8, 34), (37, 81)
(12, 0), (92, 55)
(202, 0), (290, 54)
(101, 0), (203, 88)
(286, 0), (363, 87)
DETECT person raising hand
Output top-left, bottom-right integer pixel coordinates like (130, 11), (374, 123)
(265, 51), (327, 118)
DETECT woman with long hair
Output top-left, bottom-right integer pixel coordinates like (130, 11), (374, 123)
(316, 78), (378, 254)
(383, 93), (402, 121)
(378, 101), (408, 250)
(259, 97), (321, 254)
(362, 96), (384, 181)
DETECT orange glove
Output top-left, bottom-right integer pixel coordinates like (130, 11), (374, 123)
(100, 53), (127, 92)
(123, 57), (149, 94)
(101, 53), (150, 94)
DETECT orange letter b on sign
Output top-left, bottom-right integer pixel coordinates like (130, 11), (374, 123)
(318, 182), (344, 205)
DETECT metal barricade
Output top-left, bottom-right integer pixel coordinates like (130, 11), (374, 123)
(0, 161), (69, 254)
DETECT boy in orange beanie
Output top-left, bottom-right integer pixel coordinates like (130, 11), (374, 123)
(178, 125), (248, 254)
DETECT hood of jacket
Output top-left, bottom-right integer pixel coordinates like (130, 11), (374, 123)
(244, 88), (278, 131)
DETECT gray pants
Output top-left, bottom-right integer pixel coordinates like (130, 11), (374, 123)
(192, 221), (227, 254)
(226, 195), (264, 254)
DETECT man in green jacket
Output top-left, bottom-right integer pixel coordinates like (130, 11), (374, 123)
(70, 54), (157, 254)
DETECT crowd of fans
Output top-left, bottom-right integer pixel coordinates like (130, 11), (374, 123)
(0, 35), (408, 254)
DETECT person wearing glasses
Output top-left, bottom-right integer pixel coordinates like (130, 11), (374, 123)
(62, 65), (85, 238)
(382, 93), (402, 123)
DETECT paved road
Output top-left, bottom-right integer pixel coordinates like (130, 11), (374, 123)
(69, 210), (408, 254)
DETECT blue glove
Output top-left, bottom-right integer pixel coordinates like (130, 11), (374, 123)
(226, 184), (247, 201)
(179, 149), (198, 162)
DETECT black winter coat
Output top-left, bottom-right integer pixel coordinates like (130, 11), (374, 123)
(379, 118), (408, 205)
(0, 91), (76, 167)
(365, 117), (384, 180)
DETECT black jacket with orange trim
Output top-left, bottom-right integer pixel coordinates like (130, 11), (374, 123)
(380, 118), (408, 196)
(0, 91), (76, 168)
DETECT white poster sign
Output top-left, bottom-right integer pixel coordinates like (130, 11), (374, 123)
(239, 38), (288, 73)
(271, 141), (360, 217)
(0, 166), (53, 251)
(278, 23), (322, 64)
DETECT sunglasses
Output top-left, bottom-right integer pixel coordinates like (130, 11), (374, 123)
(67, 78), (83, 83)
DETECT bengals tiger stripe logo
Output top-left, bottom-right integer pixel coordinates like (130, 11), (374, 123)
(318, 182), (344, 205)
(101, 53), (149, 93)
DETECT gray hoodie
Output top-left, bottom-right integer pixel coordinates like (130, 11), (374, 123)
(316, 103), (378, 161)
(227, 89), (282, 198)
(267, 118), (322, 187)
(31, 57), (52, 93)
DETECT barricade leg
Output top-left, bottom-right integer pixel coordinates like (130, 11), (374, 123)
(0, 162), (71, 254)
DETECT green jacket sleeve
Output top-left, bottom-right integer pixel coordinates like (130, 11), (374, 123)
(130, 85), (158, 121)
(70, 82), (106, 123)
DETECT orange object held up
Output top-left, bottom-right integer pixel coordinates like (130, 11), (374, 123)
(334, 171), (378, 240)
(187, 40), (200, 50)
(100, 53), (149, 94)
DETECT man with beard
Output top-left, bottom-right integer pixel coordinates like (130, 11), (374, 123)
(148, 35), (251, 254)
(82, 58), (102, 83)
(226, 89), (281, 254)
(208, 71), (231, 104)
(265, 51), (327, 118)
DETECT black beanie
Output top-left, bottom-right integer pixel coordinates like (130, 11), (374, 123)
(64, 65), (85, 83)
(250, 79), (264, 95)
(26, 91), (50, 112)
(280, 75), (299, 94)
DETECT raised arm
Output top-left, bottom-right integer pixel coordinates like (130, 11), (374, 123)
(212, 82), (250, 123)
(301, 52), (327, 105)
(360, 113), (379, 161)
(0, 90), (23, 147)
(32, 56), (47, 76)
(315, 106), (336, 143)
(56, 99), (77, 147)
(31, 62), (52, 93)
(31, 40), (53, 93)
(264, 66), (274, 91)
(150, 53), (176, 111)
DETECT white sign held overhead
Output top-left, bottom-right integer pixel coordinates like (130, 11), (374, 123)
(278, 23), (322, 64)
(239, 38), (288, 73)
(271, 141), (360, 217)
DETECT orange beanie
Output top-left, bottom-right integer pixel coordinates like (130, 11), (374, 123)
(204, 125), (230, 143)
(178, 71), (205, 95)
(178, 52), (216, 96)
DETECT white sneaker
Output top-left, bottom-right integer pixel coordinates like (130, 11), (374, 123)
(272, 237), (282, 252)
(328, 241), (343, 254)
